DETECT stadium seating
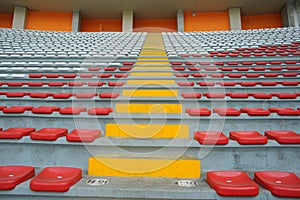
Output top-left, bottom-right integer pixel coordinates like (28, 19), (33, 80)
(0, 27), (299, 199)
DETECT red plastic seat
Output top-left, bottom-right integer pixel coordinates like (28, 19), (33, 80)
(88, 67), (101, 71)
(177, 82), (194, 86)
(220, 67), (233, 71)
(99, 93), (120, 98)
(59, 107), (87, 115)
(87, 82), (105, 87)
(75, 93), (97, 99)
(204, 93), (225, 99)
(29, 74), (42, 78)
(236, 67), (249, 71)
(214, 62), (224, 66)
(123, 62), (134, 66)
(242, 62), (254, 66)
(282, 73), (298, 77)
(62, 74), (76, 78)
(5, 92), (27, 98)
(273, 93), (297, 99)
(281, 81), (299, 86)
(239, 82), (257, 87)
(174, 73), (189, 77)
(230, 131), (268, 144)
(206, 171), (259, 196)
(30, 128), (68, 141)
(173, 67), (185, 71)
(52, 93), (73, 99)
(286, 66), (300, 70)
(245, 73), (260, 78)
(30, 167), (82, 192)
(185, 62), (197, 66)
(32, 106), (60, 114)
(45, 74), (59, 78)
(108, 82), (125, 86)
(0, 127), (36, 139)
(47, 82), (65, 87)
(210, 73), (224, 78)
(227, 62), (239, 66)
(265, 130), (300, 144)
(79, 73), (95, 78)
(269, 108), (300, 116)
(171, 62), (182, 66)
(27, 82), (45, 87)
(68, 82), (85, 87)
(213, 108), (241, 116)
(228, 93), (249, 98)
(270, 67), (282, 71)
(98, 74), (112, 78)
(217, 82), (236, 86)
(227, 74), (242, 78)
(6, 82), (24, 87)
(205, 67), (217, 71)
(252, 93), (273, 99)
(264, 73), (278, 77)
(186, 108), (211, 116)
(104, 67), (116, 71)
(254, 171), (300, 197)
(188, 67), (201, 71)
(87, 108), (113, 115)
(119, 67), (132, 71)
(66, 129), (101, 142)
(256, 61), (268, 65)
(240, 108), (270, 116)
(194, 131), (228, 145)
(181, 92), (201, 99)
(29, 93), (52, 98)
(2, 106), (33, 114)
(192, 73), (207, 77)
(199, 62), (211, 65)
(259, 82), (277, 86)
(198, 82), (215, 86)
(253, 67), (266, 71)
(114, 74), (128, 78)
(0, 166), (35, 190)
(181, 54), (190, 57)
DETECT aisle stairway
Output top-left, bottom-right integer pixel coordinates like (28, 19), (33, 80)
(88, 33), (200, 178)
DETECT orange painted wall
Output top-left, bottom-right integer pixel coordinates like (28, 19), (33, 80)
(184, 11), (230, 32)
(0, 13), (13, 28)
(133, 19), (177, 32)
(241, 13), (282, 30)
(81, 19), (122, 32)
(26, 11), (72, 31)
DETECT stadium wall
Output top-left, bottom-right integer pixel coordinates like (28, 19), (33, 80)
(241, 13), (282, 30)
(133, 19), (177, 32)
(26, 11), (72, 31)
(184, 11), (230, 31)
(0, 13), (13, 28)
(81, 19), (122, 32)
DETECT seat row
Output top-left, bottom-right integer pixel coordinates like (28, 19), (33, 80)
(186, 107), (300, 116)
(175, 72), (299, 78)
(1, 73), (130, 79)
(177, 81), (300, 87)
(0, 127), (100, 142)
(171, 61), (299, 66)
(0, 81), (126, 87)
(1, 165), (300, 198)
(172, 65), (300, 71)
(181, 92), (300, 99)
(0, 92), (120, 99)
(194, 130), (300, 145)
(175, 51), (300, 57)
(0, 106), (113, 115)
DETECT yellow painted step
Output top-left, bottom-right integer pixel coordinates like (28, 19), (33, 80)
(88, 155), (200, 178)
(137, 58), (168, 61)
(140, 52), (166, 56)
(133, 66), (170, 70)
(136, 62), (169, 65)
(122, 89), (178, 97)
(131, 72), (172, 77)
(127, 80), (175, 85)
(106, 124), (189, 138)
(116, 104), (182, 114)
